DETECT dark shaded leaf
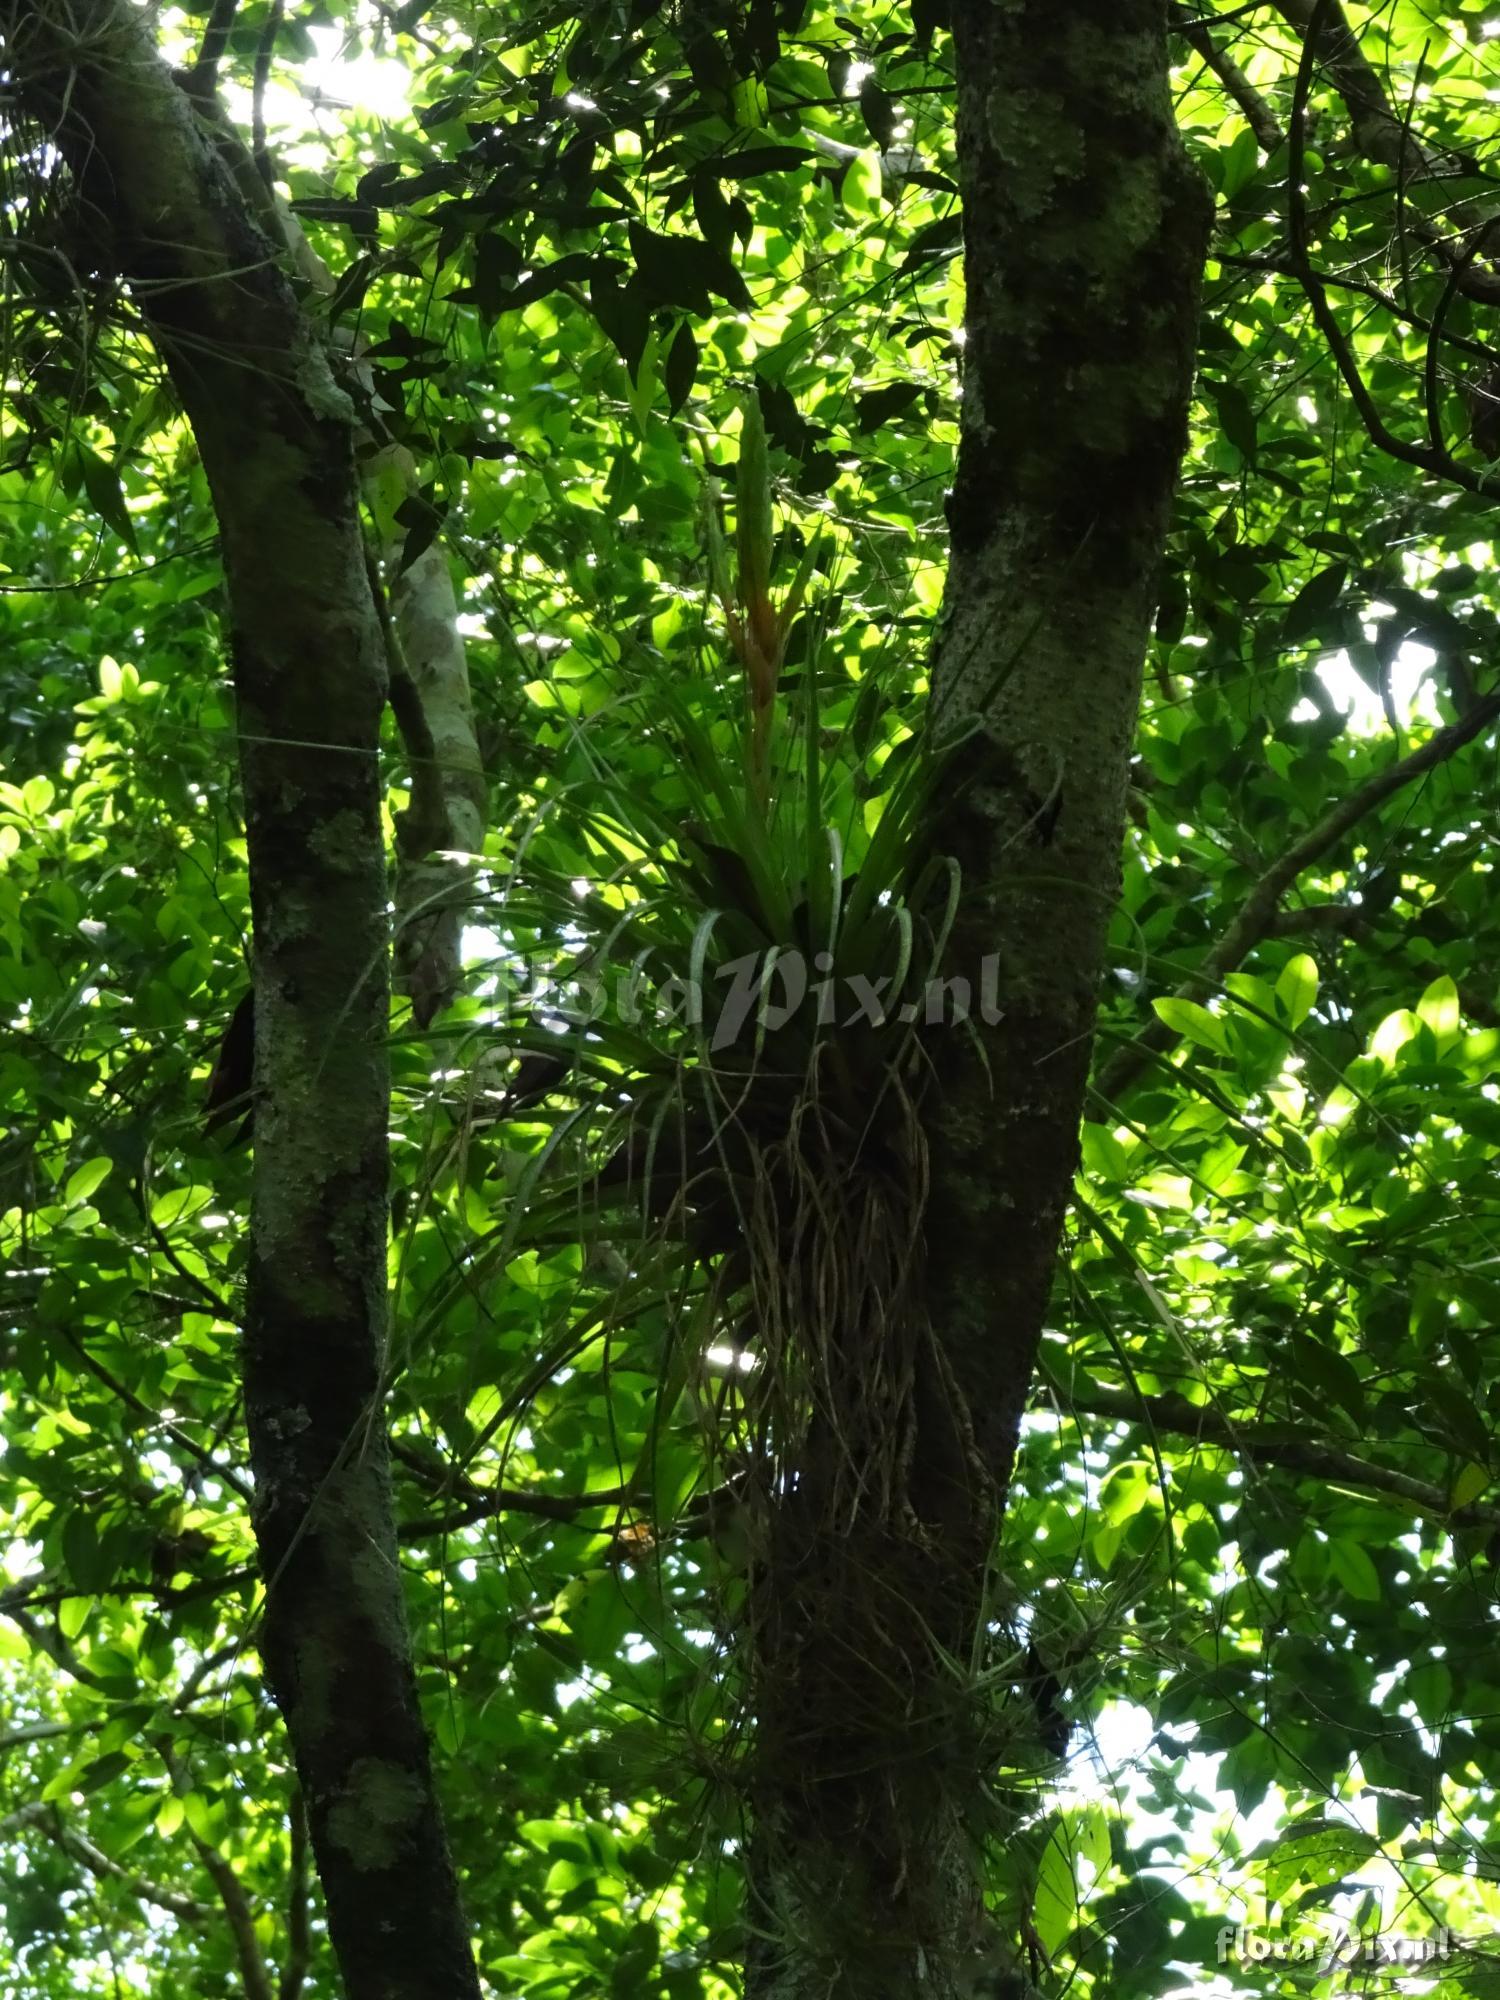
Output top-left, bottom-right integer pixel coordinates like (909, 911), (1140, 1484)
(628, 222), (752, 314)
(859, 77), (898, 148)
(591, 268), (651, 378)
(854, 381), (922, 432)
(1281, 562), (1349, 643)
(665, 323), (698, 415)
(76, 446), (137, 553)
(713, 146), (817, 178)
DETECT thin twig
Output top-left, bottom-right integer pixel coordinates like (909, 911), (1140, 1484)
(143, 1208), (238, 1324)
(398, 1476), (632, 1540)
(1, 1567), (255, 1617)
(1177, 2), (1277, 26)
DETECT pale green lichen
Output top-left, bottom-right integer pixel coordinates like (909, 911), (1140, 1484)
(326, 1759), (425, 1871)
(293, 340), (357, 426)
(984, 87), (1085, 218)
(288, 1630), (336, 1739)
(307, 807), (369, 870)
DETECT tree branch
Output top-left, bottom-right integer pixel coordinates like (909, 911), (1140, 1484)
(393, 1441), (743, 1547)
(1277, 14), (1495, 489)
(143, 1206), (238, 1324)
(1174, 4), (1284, 152)
(3, 1605), (107, 1690)
(393, 1437), (632, 1539)
(1274, 0), (1422, 167)
(398, 1482), (632, 1539)
(1215, 251), (1500, 367)
(0, 1801), (214, 1924)
(1100, 693), (1500, 1099)
(1178, 2), (1278, 26)
(1275, 0), (1500, 304)
(0, 1718), (94, 1749)
(1265, 900), (1365, 935)
(54, 1322), (252, 1501)
(191, 0), (240, 89)
(279, 1791), (311, 2000)
(1040, 1362), (1500, 1529)
(160, 1745), (274, 2000)
(365, 547), (446, 859)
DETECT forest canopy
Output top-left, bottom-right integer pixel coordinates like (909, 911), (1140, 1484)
(3, 2), (1500, 1997)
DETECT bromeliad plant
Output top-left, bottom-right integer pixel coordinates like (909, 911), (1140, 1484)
(701, 386), (819, 802)
(412, 393), (988, 1946)
(482, 387), (964, 1344)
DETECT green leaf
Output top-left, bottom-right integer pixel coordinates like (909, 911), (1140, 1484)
(58, 1595), (90, 1640)
(64, 1157), (112, 1206)
(1152, 996), (1232, 1055)
(730, 76), (768, 127)
(1033, 1821), (1081, 1957)
(75, 445), (138, 553)
(62, 1512), (102, 1591)
(1416, 974), (1460, 1047)
(1264, 1821), (1378, 1904)
(854, 382), (923, 433)
(1203, 378), (1257, 460)
(76, 1751), (132, 1795)
(859, 78), (897, 149)
(1326, 1538), (1380, 1602)
(1275, 953), (1319, 1028)
(1406, 1659), (1452, 1727)
(841, 149), (884, 220)
(1287, 1331), (1365, 1423)
(1450, 1461), (1489, 1511)
(1099, 1460), (1154, 1525)
(714, 146), (816, 179)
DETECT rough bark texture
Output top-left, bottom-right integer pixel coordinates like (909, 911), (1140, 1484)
(928, 0), (1210, 1530)
(743, 8), (1210, 1996)
(3, 7), (481, 1996)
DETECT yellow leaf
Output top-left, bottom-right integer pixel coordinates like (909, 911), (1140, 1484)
(1417, 974), (1460, 1047)
(1450, 1461), (1489, 1511)
(841, 148), (884, 221)
(731, 77), (768, 127)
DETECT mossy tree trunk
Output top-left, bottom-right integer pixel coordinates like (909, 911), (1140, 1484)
(4, 5), (481, 1995)
(743, 8), (1211, 1996)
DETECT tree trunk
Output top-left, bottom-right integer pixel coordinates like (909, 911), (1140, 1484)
(3, 6), (481, 1995)
(743, 9), (1210, 1995)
